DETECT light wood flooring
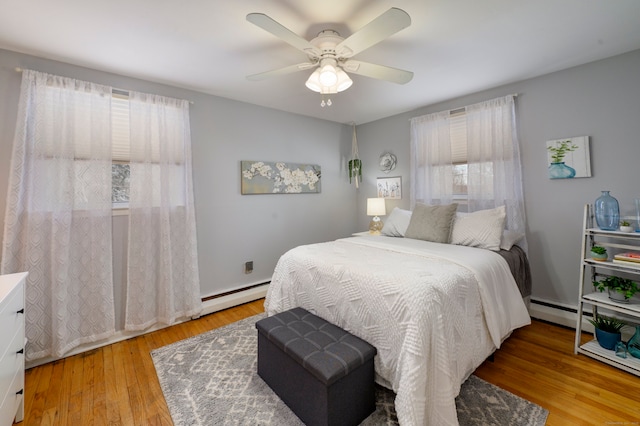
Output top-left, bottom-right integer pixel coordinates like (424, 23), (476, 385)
(17, 299), (640, 425)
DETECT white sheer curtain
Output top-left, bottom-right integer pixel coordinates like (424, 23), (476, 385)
(124, 92), (201, 331)
(410, 94), (527, 251)
(466, 95), (527, 250)
(410, 110), (454, 206)
(1, 70), (115, 360)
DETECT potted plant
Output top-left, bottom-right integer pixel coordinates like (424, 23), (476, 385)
(590, 245), (608, 261)
(619, 220), (634, 233)
(588, 314), (626, 350)
(593, 275), (639, 303)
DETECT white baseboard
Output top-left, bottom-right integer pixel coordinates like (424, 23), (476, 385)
(529, 297), (597, 333)
(529, 298), (578, 328)
(26, 284), (269, 369)
(200, 284), (268, 316)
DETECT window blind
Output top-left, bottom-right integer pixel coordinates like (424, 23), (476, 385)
(111, 93), (130, 162)
(449, 110), (467, 164)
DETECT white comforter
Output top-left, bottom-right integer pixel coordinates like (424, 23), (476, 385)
(265, 236), (530, 426)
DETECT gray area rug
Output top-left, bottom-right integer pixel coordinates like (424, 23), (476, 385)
(151, 314), (548, 425)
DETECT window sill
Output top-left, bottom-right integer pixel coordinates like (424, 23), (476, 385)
(112, 206), (129, 216)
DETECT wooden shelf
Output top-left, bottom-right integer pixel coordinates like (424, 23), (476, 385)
(577, 340), (640, 376)
(582, 292), (640, 316)
(575, 204), (640, 376)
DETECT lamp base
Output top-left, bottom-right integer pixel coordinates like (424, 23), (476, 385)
(369, 216), (383, 235)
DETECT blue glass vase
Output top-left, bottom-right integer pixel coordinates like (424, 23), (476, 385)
(595, 191), (619, 231)
(548, 162), (576, 179)
(628, 325), (640, 359)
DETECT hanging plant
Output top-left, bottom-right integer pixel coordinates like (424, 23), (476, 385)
(348, 158), (362, 184)
(349, 123), (362, 188)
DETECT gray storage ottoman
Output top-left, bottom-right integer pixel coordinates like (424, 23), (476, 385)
(255, 307), (377, 426)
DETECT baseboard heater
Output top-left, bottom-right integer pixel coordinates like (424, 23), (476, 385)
(529, 297), (593, 330)
(200, 281), (270, 317)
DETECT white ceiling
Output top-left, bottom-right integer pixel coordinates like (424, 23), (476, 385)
(1, 1), (640, 124)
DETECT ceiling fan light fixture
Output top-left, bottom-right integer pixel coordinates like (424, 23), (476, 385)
(336, 68), (352, 92)
(305, 69), (322, 92)
(318, 59), (338, 87)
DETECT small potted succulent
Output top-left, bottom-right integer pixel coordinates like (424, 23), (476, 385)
(593, 275), (639, 303)
(619, 220), (634, 233)
(590, 245), (608, 261)
(588, 314), (626, 350)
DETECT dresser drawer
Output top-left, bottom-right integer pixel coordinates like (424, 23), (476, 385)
(0, 283), (24, 359)
(0, 321), (25, 406)
(0, 366), (24, 426)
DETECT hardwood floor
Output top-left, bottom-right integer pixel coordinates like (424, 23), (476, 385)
(17, 299), (640, 425)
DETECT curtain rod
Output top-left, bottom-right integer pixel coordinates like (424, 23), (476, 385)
(448, 93), (519, 115)
(15, 67), (195, 105)
(409, 93), (519, 121)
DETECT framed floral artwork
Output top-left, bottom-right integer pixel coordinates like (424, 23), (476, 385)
(377, 176), (402, 199)
(241, 161), (321, 194)
(546, 136), (591, 179)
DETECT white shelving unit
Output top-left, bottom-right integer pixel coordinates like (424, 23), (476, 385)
(574, 204), (640, 376)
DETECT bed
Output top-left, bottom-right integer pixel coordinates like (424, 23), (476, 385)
(264, 205), (531, 426)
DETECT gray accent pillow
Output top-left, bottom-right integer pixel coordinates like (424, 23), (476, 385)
(404, 203), (458, 243)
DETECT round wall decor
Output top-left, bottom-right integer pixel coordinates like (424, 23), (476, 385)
(379, 152), (397, 173)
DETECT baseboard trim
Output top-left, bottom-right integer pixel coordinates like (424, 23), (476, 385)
(200, 283), (268, 316)
(26, 283), (269, 369)
(529, 297), (597, 332)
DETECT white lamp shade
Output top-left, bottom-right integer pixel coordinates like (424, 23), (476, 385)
(305, 69), (322, 93)
(319, 62), (338, 86)
(367, 198), (386, 216)
(336, 68), (353, 92)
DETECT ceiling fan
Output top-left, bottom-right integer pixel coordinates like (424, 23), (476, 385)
(246, 8), (413, 105)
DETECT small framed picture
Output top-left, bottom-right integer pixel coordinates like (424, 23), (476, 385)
(546, 136), (591, 179)
(377, 176), (402, 199)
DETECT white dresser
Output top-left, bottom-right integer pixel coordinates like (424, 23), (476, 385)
(0, 272), (27, 426)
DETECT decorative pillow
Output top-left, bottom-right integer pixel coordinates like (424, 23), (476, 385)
(381, 207), (412, 237)
(500, 230), (525, 251)
(404, 203), (458, 243)
(450, 206), (506, 251)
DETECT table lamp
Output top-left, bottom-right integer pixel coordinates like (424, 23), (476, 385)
(367, 198), (386, 235)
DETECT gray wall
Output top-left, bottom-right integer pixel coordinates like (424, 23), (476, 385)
(0, 49), (358, 329)
(2, 46), (640, 319)
(355, 49), (640, 308)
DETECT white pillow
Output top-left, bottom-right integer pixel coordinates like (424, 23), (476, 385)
(450, 206), (506, 251)
(500, 230), (525, 251)
(381, 207), (412, 237)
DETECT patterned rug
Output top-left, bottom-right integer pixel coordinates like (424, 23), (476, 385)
(151, 314), (548, 425)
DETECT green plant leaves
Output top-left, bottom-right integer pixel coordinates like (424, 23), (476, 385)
(348, 159), (362, 184)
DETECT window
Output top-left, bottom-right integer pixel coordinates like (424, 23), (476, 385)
(111, 92), (130, 207)
(112, 163), (130, 204)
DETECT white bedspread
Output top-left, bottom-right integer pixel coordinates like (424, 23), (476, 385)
(265, 236), (530, 426)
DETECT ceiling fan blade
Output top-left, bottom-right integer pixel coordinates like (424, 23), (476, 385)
(247, 62), (316, 81)
(336, 8), (411, 58)
(247, 13), (321, 57)
(342, 60), (413, 84)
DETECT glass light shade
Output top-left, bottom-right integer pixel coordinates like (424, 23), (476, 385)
(336, 68), (352, 92)
(305, 69), (322, 93)
(319, 63), (338, 86)
(320, 85), (338, 95)
(367, 198), (386, 216)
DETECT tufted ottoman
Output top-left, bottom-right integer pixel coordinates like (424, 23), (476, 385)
(255, 307), (377, 426)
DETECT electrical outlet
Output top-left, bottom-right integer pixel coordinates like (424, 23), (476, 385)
(245, 261), (253, 274)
